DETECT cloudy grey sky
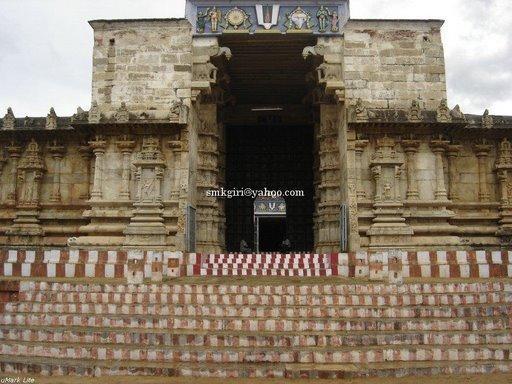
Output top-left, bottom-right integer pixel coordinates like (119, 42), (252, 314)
(0, 0), (510, 117)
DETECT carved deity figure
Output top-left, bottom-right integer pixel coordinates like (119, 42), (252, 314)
(436, 98), (451, 123)
(331, 11), (340, 32)
(3, 107), (15, 130)
(46, 107), (58, 130)
(316, 6), (331, 33)
(482, 109), (493, 129)
(115, 102), (130, 123)
(207, 6), (221, 32)
(450, 104), (466, 121)
(89, 101), (101, 123)
(196, 10), (208, 33)
(408, 100), (422, 121)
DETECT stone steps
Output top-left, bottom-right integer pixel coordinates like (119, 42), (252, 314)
(1, 356), (511, 379)
(0, 280), (510, 379)
(5, 302), (509, 318)
(20, 281), (511, 293)
(1, 313), (508, 332)
(2, 326), (510, 347)
(2, 340), (511, 364)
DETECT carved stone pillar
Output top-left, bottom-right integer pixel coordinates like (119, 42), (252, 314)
(78, 145), (92, 200)
(446, 144), (462, 202)
(48, 141), (66, 203)
(473, 142), (492, 202)
(116, 136), (136, 201)
(89, 136), (107, 201)
(0, 154), (6, 200)
(430, 139), (450, 201)
(124, 136), (169, 247)
(6, 143), (21, 205)
(401, 139), (420, 200)
(367, 136), (412, 248)
(355, 139), (368, 199)
(494, 139), (512, 240)
(7, 139), (46, 243)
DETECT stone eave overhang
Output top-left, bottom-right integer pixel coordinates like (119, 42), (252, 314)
(70, 121), (184, 135)
(349, 121), (466, 136)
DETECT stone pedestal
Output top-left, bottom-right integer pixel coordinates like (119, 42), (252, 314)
(124, 136), (169, 247)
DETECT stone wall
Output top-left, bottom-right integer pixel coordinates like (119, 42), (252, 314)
(344, 20), (446, 110)
(90, 19), (193, 120)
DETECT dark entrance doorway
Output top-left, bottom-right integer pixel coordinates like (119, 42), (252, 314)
(258, 217), (287, 252)
(225, 124), (314, 252)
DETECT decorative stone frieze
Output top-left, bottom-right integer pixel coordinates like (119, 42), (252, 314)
(495, 138), (512, 239)
(2, 107), (15, 130)
(124, 136), (169, 246)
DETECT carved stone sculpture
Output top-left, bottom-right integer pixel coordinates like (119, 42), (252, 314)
(45, 108), (58, 129)
(3, 107), (15, 130)
(169, 98), (189, 124)
(407, 100), (422, 122)
(124, 136), (169, 246)
(88, 101), (101, 123)
(482, 109), (493, 129)
(436, 99), (452, 123)
(450, 104), (466, 121)
(115, 102), (130, 123)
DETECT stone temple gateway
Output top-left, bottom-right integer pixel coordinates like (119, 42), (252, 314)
(0, 0), (511, 254)
(0, 1), (511, 380)
(1, 1), (512, 255)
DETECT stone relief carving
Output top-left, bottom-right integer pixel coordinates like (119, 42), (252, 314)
(169, 98), (189, 124)
(407, 100), (422, 122)
(45, 108), (58, 130)
(482, 109), (493, 129)
(115, 102), (130, 123)
(71, 106), (88, 123)
(18, 139), (46, 206)
(88, 101), (101, 123)
(354, 98), (368, 122)
(436, 98), (452, 123)
(450, 104), (466, 122)
(3, 107), (15, 130)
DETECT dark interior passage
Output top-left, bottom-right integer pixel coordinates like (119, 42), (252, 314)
(225, 125), (314, 252)
(258, 218), (287, 252)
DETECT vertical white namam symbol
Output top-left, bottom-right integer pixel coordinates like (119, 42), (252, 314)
(255, 5), (280, 29)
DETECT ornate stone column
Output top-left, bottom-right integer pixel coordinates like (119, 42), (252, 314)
(78, 144), (92, 200)
(401, 138), (420, 200)
(116, 135), (136, 201)
(0, 154), (6, 197)
(494, 139), (512, 240)
(355, 138), (368, 199)
(7, 139), (46, 243)
(48, 141), (66, 203)
(430, 138), (450, 201)
(6, 142), (21, 205)
(446, 144), (462, 202)
(124, 136), (169, 247)
(473, 142), (492, 202)
(88, 135), (107, 201)
(367, 136), (413, 248)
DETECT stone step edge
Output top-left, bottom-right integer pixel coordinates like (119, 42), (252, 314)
(0, 355), (510, 372)
(3, 339), (512, 351)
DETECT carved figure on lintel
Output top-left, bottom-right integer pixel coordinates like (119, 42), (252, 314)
(317, 6), (331, 33)
(207, 6), (222, 32)
(196, 9), (208, 33)
(285, 7), (313, 31)
(224, 7), (251, 30)
(331, 11), (340, 32)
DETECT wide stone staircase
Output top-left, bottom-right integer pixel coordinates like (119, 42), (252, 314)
(0, 280), (511, 379)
